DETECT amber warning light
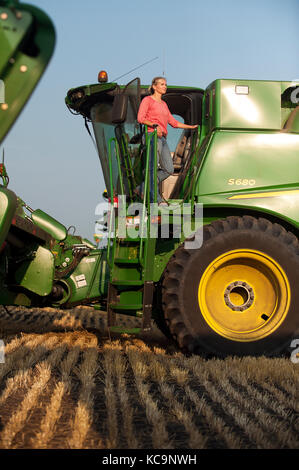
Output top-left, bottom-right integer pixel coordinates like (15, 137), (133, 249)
(98, 70), (108, 83)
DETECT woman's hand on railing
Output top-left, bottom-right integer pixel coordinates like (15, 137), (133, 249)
(151, 124), (163, 138)
(143, 122), (163, 138)
(156, 126), (163, 138)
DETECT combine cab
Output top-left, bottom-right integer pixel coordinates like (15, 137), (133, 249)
(1, 0), (299, 357)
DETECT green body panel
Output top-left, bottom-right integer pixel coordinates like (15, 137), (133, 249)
(0, 4), (32, 71)
(206, 79), (282, 131)
(0, 186), (17, 246)
(197, 130), (299, 194)
(152, 238), (182, 282)
(194, 130), (299, 228)
(198, 192), (299, 231)
(14, 244), (54, 296)
(0, 0), (56, 143)
(31, 209), (67, 241)
(65, 248), (109, 304)
(51, 232), (93, 276)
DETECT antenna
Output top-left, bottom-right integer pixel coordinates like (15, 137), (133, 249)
(112, 56), (159, 82)
(2, 148), (4, 164)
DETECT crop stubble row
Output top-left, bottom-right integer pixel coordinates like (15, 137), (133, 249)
(0, 307), (298, 449)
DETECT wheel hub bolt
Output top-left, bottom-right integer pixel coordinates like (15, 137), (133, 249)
(224, 281), (255, 311)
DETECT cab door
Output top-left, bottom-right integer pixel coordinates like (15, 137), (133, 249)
(113, 77), (142, 200)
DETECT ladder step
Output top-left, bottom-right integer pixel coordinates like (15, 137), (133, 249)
(111, 279), (144, 286)
(109, 326), (141, 334)
(109, 303), (143, 311)
(114, 258), (140, 265)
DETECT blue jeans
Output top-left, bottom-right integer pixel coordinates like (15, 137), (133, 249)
(139, 136), (174, 203)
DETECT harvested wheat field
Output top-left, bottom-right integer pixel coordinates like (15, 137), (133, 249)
(0, 305), (298, 450)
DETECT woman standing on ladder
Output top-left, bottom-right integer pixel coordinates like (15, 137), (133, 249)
(137, 76), (198, 205)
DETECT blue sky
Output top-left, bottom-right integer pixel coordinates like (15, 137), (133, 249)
(2, 0), (299, 240)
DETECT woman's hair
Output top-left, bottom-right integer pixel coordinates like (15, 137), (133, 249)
(148, 76), (166, 94)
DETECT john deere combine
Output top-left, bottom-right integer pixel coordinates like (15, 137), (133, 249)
(1, 0), (299, 357)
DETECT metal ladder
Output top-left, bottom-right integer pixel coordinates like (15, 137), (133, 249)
(106, 128), (158, 332)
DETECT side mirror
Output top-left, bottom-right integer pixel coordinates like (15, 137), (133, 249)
(112, 94), (128, 124)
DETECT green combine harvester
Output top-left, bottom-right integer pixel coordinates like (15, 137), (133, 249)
(1, 0), (299, 357)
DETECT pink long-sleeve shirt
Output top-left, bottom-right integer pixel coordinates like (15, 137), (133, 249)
(137, 95), (180, 136)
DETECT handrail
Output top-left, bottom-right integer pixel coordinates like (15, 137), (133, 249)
(107, 137), (123, 268)
(120, 134), (136, 199)
(107, 129), (158, 271)
(115, 138), (125, 196)
(107, 138), (115, 204)
(144, 127), (158, 209)
(139, 126), (157, 264)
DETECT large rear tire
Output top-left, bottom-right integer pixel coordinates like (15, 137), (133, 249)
(161, 216), (299, 357)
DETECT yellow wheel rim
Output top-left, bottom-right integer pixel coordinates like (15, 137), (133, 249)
(198, 249), (290, 342)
